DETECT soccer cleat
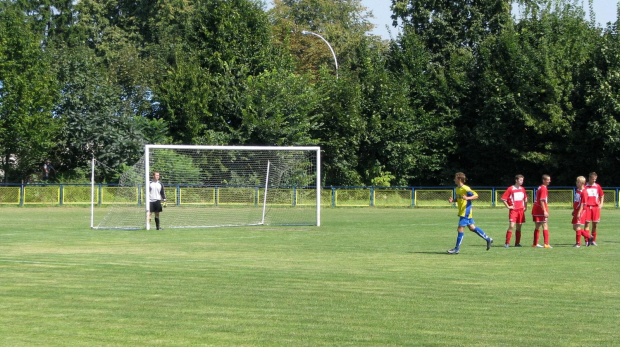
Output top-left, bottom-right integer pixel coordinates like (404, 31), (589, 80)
(487, 238), (493, 251)
(544, 244), (552, 249)
(447, 248), (460, 254)
(533, 244), (543, 248)
(590, 241), (597, 246)
(504, 244), (510, 248)
(573, 244), (581, 248)
(514, 244), (523, 247)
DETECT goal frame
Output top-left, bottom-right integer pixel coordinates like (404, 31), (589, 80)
(143, 144), (321, 229)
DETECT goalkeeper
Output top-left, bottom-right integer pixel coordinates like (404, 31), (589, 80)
(149, 171), (166, 230)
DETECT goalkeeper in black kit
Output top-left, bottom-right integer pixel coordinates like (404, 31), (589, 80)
(149, 172), (166, 230)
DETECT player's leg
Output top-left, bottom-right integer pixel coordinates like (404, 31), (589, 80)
(573, 224), (582, 247)
(515, 210), (524, 246)
(533, 221), (543, 247)
(448, 225), (465, 254)
(515, 224), (523, 246)
(542, 221), (551, 248)
(505, 220), (515, 248)
(468, 223), (493, 250)
(591, 207), (600, 245)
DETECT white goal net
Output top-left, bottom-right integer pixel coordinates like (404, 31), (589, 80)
(91, 145), (321, 229)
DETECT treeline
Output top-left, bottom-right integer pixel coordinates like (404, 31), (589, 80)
(0, 0), (618, 186)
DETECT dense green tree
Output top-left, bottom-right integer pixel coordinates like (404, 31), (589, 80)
(0, 5), (58, 182)
(238, 69), (321, 146)
(269, 0), (375, 76)
(571, 11), (620, 181)
(149, 0), (279, 144)
(52, 46), (166, 181)
(391, 0), (512, 59)
(463, 2), (600, 184)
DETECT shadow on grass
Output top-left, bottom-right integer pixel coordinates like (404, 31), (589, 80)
(408, 251), (455, 255)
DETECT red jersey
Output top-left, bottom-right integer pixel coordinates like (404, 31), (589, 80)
(584, 183), (604, 206)
(573, 188), (586, 211)
(501, 185), (527, 210)
(531, 184), (548, 216)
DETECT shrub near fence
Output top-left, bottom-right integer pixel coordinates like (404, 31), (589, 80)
(0, 184), (618, 208)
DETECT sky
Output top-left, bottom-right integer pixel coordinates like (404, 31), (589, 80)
(362, 0), (619, 39)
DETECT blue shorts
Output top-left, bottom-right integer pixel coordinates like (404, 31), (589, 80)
(458, 217), (475, 227)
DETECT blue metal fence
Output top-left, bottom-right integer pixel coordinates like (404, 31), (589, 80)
(0, 183), (618, 208)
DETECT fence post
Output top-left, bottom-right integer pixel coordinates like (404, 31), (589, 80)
(59, 184), (64, 206)
(20, 184), (24, 206)
(411, 187), (415, 207)
(138, 184), (142, 206)
(331, 187), (336, 207)
(370, 187), (374, 207)
(254, 186), (259, 206)
(176, 185), (180, 206)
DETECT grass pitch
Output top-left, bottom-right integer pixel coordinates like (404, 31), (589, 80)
(1, 207), (618, 346)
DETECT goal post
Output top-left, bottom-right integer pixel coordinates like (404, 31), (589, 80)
(93, 145), (321, 229)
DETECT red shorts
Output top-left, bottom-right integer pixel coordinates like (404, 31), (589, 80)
(572, 209), (585, 225)
(585, 206), (601, 223)
(509, 209), (525, 224)
(532, 215), (547, 223)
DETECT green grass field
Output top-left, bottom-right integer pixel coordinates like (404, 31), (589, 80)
(1, 207), (618, 346)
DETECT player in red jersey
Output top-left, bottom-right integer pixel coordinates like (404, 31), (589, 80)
(583, 172), (604, 246)
(531, 174), (552, 248)
(501, 174), (527, 248)
(572, 176), (593, 247)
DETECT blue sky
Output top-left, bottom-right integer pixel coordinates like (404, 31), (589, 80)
(362, 0), (619, 39)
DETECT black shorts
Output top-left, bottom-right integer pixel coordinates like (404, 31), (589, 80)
(150, 200), (163, 213)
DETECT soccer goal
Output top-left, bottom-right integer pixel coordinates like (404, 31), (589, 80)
(91, 145), (321, 229)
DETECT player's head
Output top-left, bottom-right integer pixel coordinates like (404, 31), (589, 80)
(542, 174), (551, 185)
(588, 172), (597, 183)
(576, 176), (586, 187)
(152, 172), (160, 180)
(514, 174), (524, 185)
(454, 172), (466, 184)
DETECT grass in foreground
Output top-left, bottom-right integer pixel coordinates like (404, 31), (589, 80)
(0, 207), (618, 346)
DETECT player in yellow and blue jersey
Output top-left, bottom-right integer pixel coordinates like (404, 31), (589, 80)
(447, 172), (493, 254)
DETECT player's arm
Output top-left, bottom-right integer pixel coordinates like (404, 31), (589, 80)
(541, 199), (549, 216)
(462, 189), (478, 201)
(500, 189), (512, 209)
(160, 184), (166, 201)
(599, 191), (604, 208)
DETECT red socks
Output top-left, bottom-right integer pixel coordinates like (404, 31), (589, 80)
(533, 229), (540, 245)
(543, 229), (549, 245)
(506, 231), (512, 245)
(516, 230), (521, 245)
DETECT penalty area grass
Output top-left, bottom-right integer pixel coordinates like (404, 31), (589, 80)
(0, 207), (618, 346)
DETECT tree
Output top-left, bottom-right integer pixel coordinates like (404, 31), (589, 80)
(269, 0), (375, 77)
(52, 45), (166, 181)
(0, 4), (59, 182)
(391, 0), (512, 60)
(149, 0), (279, 144)
(570, 10), (620, 180)
(461, 1), (600, 184)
